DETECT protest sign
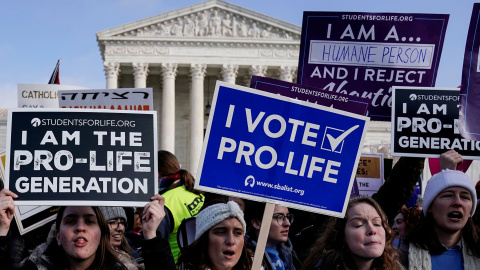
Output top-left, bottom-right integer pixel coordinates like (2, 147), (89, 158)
(195, 81), (369, 217)
(391, 87), (480, 159)
(3, 147), (59, 234)
(355, 153), (384, 196)
(250, 75), (369, 115)
(5, 109), (158, 206)
(58, 88), (153, 111)
(297, 12), (449, 121)
(17, 84), (88, 108)
(460, 3), (480, 141)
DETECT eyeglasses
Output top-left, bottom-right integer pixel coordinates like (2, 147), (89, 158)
(107, 220), (127, 229)
(273, 213), (294, 226)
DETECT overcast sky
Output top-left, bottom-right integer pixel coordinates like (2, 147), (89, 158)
(0, 0), (477, 108)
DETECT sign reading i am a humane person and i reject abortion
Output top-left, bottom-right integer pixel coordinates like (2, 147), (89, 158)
(195, 82), (369, 218)
(5, 109), (158, 207)
(297, 12), (449, 121)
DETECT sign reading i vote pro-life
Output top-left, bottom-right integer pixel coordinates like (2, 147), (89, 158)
(5, 109), (158, 207)
(195, 82), (369, 217)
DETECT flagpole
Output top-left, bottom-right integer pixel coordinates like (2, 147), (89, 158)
(48, 59), (61, 84)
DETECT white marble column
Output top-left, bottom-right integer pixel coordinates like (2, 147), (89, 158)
(161, 63), (178, 153)
(104, 61), (120, 89)
(189, 64), (207, 175)
(279, 66), (297, 82)
(133, 62), (149, 88)
(246, 65), (268, 86)
(221, 64), (238, 84)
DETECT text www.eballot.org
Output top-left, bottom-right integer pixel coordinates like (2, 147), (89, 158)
(255, 181), (304, 196)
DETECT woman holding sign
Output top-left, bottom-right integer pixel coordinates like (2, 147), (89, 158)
(0, 189), (175, 270)
(406, 169), (480, 269)
(302, 196), (402, 270)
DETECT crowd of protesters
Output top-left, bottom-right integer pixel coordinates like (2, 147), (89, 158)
(0, 149), (479, 269)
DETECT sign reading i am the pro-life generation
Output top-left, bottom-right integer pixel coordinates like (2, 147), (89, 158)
(195, 82), (369, 218)
(5, 109), (158, 207)
(250, 75), (369, 116)
(391, 87), (480, 159)
(297, 12), (449, 121)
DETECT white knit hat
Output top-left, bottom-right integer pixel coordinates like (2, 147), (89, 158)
(195, 201), (246, 240)
(423, 169), (477, 217)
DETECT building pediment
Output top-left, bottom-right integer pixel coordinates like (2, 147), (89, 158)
(96, 0), (301, 42)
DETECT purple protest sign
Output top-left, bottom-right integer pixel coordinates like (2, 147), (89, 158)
(460, 3), (480, 141)
(298, 12), (449, 121)
(250, 75), (369, 116)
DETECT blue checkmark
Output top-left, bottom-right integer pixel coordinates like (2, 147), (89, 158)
(326, 125), (359, 152)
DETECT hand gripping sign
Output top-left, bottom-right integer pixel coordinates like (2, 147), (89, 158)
(195, 82), (369, 218)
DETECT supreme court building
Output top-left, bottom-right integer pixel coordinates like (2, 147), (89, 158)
(96, 0), (393, 175)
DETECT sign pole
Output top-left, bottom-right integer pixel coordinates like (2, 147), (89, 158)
(252, 202), (275, 270)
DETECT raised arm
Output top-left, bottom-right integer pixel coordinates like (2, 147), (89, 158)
(372, 157), (425, 222)
(141, 194), (175, 269)
(0, 189), (18, 236)
(439, 149), (463, 170)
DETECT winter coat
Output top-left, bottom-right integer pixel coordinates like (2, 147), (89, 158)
(245, 235), (301, 270)
(408, 238), (480, 270)
(0, 233), (175, 270)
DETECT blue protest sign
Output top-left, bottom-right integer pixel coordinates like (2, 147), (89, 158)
(195, 82), (369, 217)
(297, 11), (449, 121)
(6, 109), (158, 207)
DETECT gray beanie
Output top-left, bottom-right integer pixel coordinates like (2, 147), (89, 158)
(195, 201), (246, 240)
(100, 206), (127, 221)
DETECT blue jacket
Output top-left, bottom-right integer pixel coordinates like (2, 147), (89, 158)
(245, 235), (301, 270)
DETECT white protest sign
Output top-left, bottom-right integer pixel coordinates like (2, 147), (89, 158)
(17, 84), (88, 108)
(58, 88), (153, 111)
(355, 153), (384, 196)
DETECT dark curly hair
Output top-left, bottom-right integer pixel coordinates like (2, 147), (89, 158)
(302, 196), (401, 270)
(396, 205), (421, 236)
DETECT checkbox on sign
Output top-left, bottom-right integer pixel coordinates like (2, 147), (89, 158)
(321, 125), (359, 153)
